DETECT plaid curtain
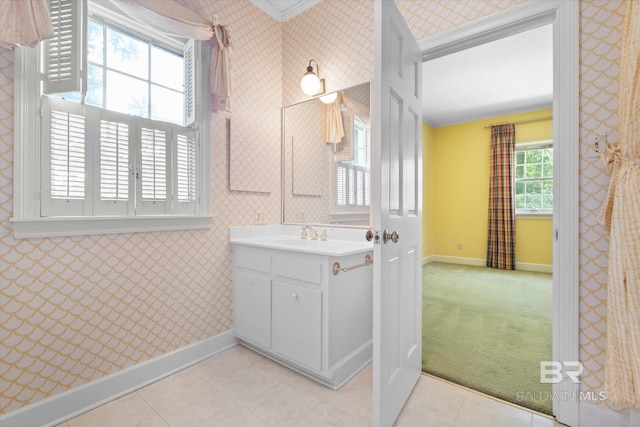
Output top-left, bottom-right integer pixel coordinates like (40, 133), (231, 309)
(486, 124), (516, 270)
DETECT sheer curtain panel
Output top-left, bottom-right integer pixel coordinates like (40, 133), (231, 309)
(598, 0), (640, 410)
(0, 0), (54, 48)
(110, 0), (232, 112)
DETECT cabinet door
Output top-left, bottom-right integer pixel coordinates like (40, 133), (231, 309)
(272, 281), (322, 371)
(235, 272), (271, 348)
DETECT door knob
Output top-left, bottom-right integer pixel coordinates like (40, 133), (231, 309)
(366, 229), (374, 241)
(383, 229), (399, 244)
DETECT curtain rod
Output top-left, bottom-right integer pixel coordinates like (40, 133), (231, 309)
(484, 115), (552, 128)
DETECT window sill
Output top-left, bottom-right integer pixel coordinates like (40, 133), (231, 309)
(10, 215), (213, 239)
(516, 211), (552, 219)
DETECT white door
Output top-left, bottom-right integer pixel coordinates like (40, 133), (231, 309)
(372, 1), (423, 426)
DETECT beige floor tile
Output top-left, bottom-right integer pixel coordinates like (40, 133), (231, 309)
(246, 380), (322, 426)
(214, 407), (270, 427)
(188, 344), (264, 383)
(452, 391), (532, 427)
(138, 368), (240, 427)
(293, 401), (370, 427)
(322, 371), (373, 425)
(66, 392), (169, 427)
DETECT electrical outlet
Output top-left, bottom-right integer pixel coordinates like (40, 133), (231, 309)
(457, 243), (463, 250)
(254, 210), (264, 225)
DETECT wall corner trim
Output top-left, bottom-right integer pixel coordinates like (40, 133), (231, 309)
(0, 331), (238, 427)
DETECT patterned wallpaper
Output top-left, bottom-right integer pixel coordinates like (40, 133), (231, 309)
(0, 0), (282, 414)
(0, 0), (627, 416)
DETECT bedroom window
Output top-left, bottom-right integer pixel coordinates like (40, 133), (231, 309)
(514, 144), (553, 213)
(11, 0), (211, 238)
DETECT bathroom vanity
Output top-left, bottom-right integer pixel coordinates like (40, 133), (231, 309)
(230, 225), (373, 389)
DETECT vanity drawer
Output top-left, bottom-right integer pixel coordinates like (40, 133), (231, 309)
(273, 257), (322, 285)
(234, 246), (271, 273)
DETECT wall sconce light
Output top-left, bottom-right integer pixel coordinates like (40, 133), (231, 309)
(319, 92), (338, 104)
(300, 59), (325, 96)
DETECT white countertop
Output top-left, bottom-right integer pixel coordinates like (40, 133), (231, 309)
(230, 225), (373, 256)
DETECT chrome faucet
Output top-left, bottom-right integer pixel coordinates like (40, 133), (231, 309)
(301, 225), (319, 240)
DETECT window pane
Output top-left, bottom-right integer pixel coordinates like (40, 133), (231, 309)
(86, 64), (103, 107)
(543, 194), (553, 209)
(526, 150), (541, 163)
(151, 85), (183, 125)
(106, 70), (148, 117)
(526, 194), (541, 209)
(526, 180), (541, 194)
(543, 148), (553, 163)
(515, 165), (525, 179)
(107, 28), (148, 80)
(88, 19), (103, 65)
(542, 180), (553, 194)
(542, 163), (553, 177)
(151, 46), (183, 91)
(515, 181), (525, 195)
(515, 195), (525, 209)
(516, 151), (525, 165)
(526, 164), (541, 178)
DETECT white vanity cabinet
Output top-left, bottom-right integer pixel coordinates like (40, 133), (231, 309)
(231, 240), (373, 389)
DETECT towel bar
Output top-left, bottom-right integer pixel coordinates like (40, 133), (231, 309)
(332, 254), (373, 275)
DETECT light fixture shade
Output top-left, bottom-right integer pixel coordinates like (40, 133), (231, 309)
(301, 72), (321, 96)
(319, 92), (338, 104)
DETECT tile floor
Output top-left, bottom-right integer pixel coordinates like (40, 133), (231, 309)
(55, 345), (566, 427)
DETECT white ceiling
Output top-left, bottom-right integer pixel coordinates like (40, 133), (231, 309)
(422, 24), (553, 127)
(249, 1), (553, 128)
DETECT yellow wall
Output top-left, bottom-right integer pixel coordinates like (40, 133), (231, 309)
(423, 108), (553, 266)
(422, 122), (436, 258)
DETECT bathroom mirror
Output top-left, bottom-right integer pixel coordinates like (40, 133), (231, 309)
(282, 81), (371, 227)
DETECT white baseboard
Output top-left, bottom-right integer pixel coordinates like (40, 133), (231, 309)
(0, 330), (238, 427)
(580, 401), (630, 427)
(422, 255), (552, 273)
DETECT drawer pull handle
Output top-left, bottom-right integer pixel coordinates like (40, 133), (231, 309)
(333, 254), (373, 275)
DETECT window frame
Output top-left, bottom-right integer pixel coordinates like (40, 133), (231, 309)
(331, 114), (371, 221)
(11, 0), (212, 239)
(514, 140), (553, 217)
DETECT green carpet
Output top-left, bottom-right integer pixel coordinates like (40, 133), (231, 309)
(422, 262), (552, 414)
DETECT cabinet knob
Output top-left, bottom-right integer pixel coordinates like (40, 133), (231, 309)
(292, 293), (298, 299)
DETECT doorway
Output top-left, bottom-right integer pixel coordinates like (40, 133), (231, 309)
(415, 2), (580, 425)
(421, 24), (554, 414)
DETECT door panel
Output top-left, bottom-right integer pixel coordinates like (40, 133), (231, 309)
(373, 1), (423, 426)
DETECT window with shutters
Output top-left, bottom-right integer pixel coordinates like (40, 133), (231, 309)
(11, 0), (211, 238)
(333, 115), (371, 216)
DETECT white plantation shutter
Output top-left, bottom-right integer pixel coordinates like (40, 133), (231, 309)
(100, 120), (129, 201)
(141, 128), (167, 200)
(336, 164), (347, 206)
(176, 134), (196, 201)
(183, 38), (196, 127)
(91, 107), (132, 216)
(43, 0), (84, 94)
(137, 119), (171, 215)
(41, 96), (88, 216)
